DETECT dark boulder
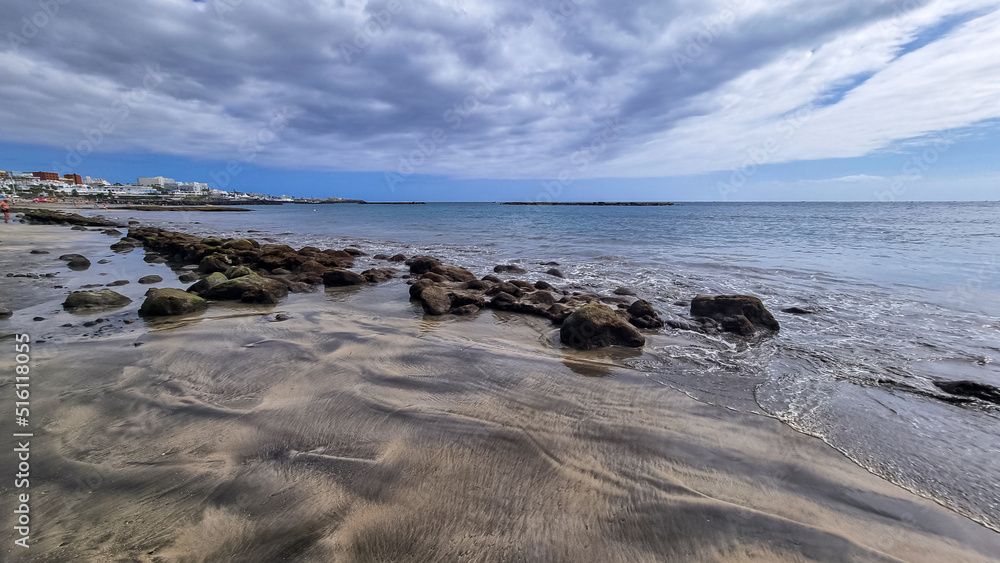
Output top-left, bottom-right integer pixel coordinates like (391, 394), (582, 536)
(322, 269), (365, 287)
(106, 280), (129, 287)
(178, 272), (199, 283)
(782, 307), (816, 315)
(494, 264), (527, 274)
(690, 295), (780, 334)
(198, 254), (232, 274)
(613, 287), (637, 296)
(139, 288), (208, 317)
(372, 254), (389, 260)
(407, 256), (441, 275)
(138, 275), (163, 285)
(431, 265), (477, 283)
(626, 299), (665, 329)
(534, 280), (554, 291)
(560, 303), (645, 350)
(29, 249), (49, 255)
(224, 265), (255, 279)
(361, 268), (396, 283)
(202, 274), (288, 304)
(545, 268), (565, 278)
(418, 286), (452, 315)
(934, 380), (1000, 406)
(59, 253), (91, 270)
(482, 274), (503, 283)
(388, 254), (407, 262)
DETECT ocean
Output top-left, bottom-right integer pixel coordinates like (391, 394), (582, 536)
(98, 200), (1000, 531)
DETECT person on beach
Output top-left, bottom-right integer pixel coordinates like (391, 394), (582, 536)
(1, 196), (10, 224)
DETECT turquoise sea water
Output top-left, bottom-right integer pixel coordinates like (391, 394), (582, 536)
(99, 201), (1000, 531)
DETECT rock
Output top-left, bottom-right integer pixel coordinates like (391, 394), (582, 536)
(271, 268), (292, 276)
(224, 265), (255, 279)
(388, 254), (407, 262)
(273, 313), (291, 322)
(139, 288), (209, 317)
(451, 304), (480, 316)
(58, 253), (92, 270)
(221, 238), (258, 252)
(494, 264), (527, 274)
(690, 295), (780, 334)
(560, 303), (645, 349)
(934, 380), (1000, 406)
(613, 287), (637, 296)
(102, 229), (123, 236)
(782, 307), (815, 315)
(372, 254), (389, 260)
(721, 315), (756, 336)
(627, 299), (665, 329)
(431, 265), (478, 283)
(406, 256), (441, 275)
(71, 225), (88, 231)
(138, 275), (163, 284)
(545, 268), (565, 278)
(81, 283), (105, 289)
(343, 248), (366, 256)
(361, 268), (396, 283)
(0, 307), (12, 318)
(408, 278), (436, 299)
(29, 249), (49, 254)
(202, 274), (289, 304)
(322, 269), (365, 287)
(111, 239), (139, 252)
(178, 272), (199, 283)
(534, 280), (554, 290)
(33, 317), (45, 321)
(482, 274), (503, 283)
(546, 303), (574, 324)
(448, 290), (486, 309)
(98, 259), (111, 264)
(199, 253), (232, 274)
(63, 289), (132, 311)
(106, 280), (130, 287)
(418, 286), (452, 315)
(186, 272), (229, 295)
(541, 261), (560, 266)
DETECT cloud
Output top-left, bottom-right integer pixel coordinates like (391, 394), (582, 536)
(1, 0), (998, 180)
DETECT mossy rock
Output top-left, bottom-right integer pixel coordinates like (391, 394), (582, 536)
(139, 288), (208, 317)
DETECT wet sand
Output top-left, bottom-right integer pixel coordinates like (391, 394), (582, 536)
(2, 222), (1000, 562)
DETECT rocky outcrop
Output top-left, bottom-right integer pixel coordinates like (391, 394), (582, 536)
(63, 289), (132, 311)
(560, 303), (645, 350)
(690, 294), (779, 335)
(139, 288), (208, 317)
(21, 209), (118, 227)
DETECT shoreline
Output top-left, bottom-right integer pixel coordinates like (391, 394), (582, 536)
(2, 216), (999, 560)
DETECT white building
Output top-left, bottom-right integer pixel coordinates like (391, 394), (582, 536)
(83, 176), (110, 186)
(137, 176), (175, 187)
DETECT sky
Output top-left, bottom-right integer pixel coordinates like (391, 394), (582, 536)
(1, 0), (999, 201)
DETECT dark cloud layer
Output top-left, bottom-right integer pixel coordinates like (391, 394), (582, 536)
(2, 0), (998, 178)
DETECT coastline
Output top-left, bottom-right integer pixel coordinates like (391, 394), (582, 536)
(2, 216), (999, 561)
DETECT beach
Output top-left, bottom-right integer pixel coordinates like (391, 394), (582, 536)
(2, 209), (1000, 561)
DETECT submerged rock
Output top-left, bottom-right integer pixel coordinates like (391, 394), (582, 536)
(63, 289), (132, 311)
(494, 264), (527, 274)
(139, 288), (208, 317)
(782, 307), (816, 315)
(690, 294), (779, 335)
(138, 275), (163, 284)
(59, 253), (91, 270)
(560, 303), (645, 350)
(934, 380), (1000, 406)
(545, 268), (565, 278)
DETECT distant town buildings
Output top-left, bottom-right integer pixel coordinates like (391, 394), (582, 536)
(1, 167), (288, 202)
